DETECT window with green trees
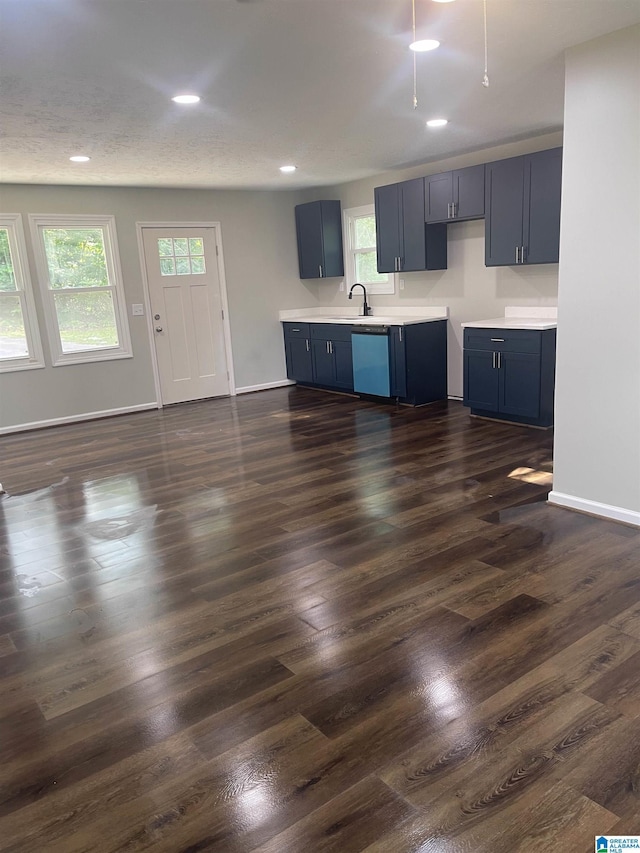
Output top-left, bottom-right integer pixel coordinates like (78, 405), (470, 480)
(343, 205), (394, 295)
(30, 215), (131, 365)
(0, 215), (44, 372)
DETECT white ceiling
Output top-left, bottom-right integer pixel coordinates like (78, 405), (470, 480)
(1, 0), (639, 190)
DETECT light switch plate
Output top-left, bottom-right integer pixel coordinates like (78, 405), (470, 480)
(132, 304), (144, 316)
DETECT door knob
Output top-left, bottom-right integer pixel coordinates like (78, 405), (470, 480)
(155, 326), (163, 332)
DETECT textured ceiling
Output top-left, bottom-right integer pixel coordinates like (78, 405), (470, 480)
(1, 0), (639, 189)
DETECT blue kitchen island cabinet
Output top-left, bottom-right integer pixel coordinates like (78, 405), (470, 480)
(294, 200), (344, 279)
(463, 327), (557, 427)
(485, 147), (562, 267)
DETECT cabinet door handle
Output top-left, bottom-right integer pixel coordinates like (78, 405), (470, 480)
(490, 338), (505, 342)
(330, 341), (333, 354)
(399, 327), (402, 342)
(497, 352), (502, 369)
(492, 351), (496, 369)
(291, 328), (300, 332)
(521, 245), (526, 263)
(305, 339), (309, 352)
(447, 202), (451, 219)
(319, 265), (323, 277)
(452, 201), (457, 218)
(515, 246), (520, 264)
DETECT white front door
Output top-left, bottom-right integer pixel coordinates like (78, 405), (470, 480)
(141, 227), (230, 405)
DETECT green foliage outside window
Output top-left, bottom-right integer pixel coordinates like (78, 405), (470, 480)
(43, 228), (119, 348)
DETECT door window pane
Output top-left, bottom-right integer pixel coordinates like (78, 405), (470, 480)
(157, 235), (206, 275)
(54, 291), (118, 351)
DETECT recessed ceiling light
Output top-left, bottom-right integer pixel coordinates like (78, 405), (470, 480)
(409, 39), (440, 52)
(69, 155), (90, 162)
(426, 118), (448, 128)
(279, 165), (297, 173)
(432, 0), (456, 4)
(171, 94), (201, 104)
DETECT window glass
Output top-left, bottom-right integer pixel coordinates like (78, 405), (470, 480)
(343, 206), (394, 295)
(0, 217), (45, 371)
(31, 215), (131, 365)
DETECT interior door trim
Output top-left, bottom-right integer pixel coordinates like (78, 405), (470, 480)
(135, 220), (236, 407)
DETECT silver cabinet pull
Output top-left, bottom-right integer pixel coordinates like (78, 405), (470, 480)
(399, 327), (403, 342)
(319, 265), (323, 277)
(515, 246), (520, 264)
(497, 352), (502, 369)
(326, 341), (329, 354)
(447, 202), (451, 219)
(521, 245), (526, 263)
(490, 338), (505, 342)
(291, 328), (300, 332)
(492, 351), (496, 369)
(305, 339), (309, 352)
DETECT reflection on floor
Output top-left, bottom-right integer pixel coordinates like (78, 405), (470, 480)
(0, 387), (638, 852)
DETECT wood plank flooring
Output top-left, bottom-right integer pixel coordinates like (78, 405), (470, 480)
(0, 387), (638, 852)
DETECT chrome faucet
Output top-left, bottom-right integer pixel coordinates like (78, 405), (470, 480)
(348, 283), (371, 316)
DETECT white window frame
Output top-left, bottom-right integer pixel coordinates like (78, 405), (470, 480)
(0, 214), (45, 372)
(29, 214), (132, 366)
(342, 204), (395, 296)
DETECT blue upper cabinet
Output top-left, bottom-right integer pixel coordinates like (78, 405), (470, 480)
(295, 200), (344, 279)
(485, 147), (562, 266)
(375, 177), (447, 273)
(425, 165), (485, 223)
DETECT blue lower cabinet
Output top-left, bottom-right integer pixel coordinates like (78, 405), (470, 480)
(282, 320), (448, 406)
(463, 327), (556, 427)
(390, 321), (447, 405)
(283, 323), (353, 392)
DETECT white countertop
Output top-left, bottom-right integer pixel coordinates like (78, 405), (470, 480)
(461, 306), (557, 330)
(280, 306), (449, 327)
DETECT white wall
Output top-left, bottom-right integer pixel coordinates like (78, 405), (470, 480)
(550, 25), (640, 525)
(0, 184), (317, 430)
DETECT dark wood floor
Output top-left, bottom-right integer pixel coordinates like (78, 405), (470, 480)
(0, 387), (638, 852)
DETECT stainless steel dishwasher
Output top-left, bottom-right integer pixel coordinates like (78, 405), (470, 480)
(351, 325), (391, 397)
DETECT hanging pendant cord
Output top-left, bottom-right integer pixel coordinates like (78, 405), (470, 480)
(483, 0), (490, 87)
(412, 0), (418, 108)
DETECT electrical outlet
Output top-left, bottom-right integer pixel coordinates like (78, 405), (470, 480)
(131, 304), (144, 316)
(399, 278), (405, 290)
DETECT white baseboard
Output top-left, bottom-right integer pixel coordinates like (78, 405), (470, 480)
(548, 490), (640, 528)
(236, 379), (295, 395)
(0, 403), (159, 435)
